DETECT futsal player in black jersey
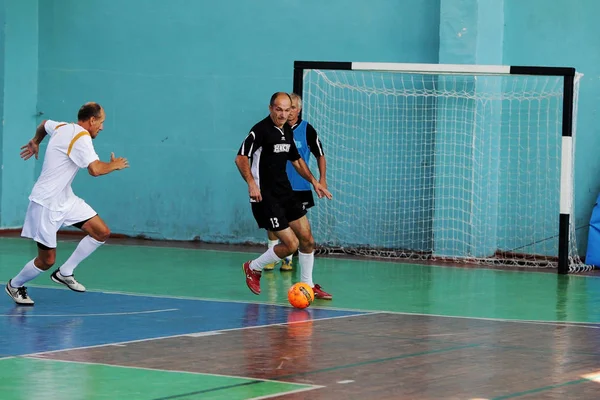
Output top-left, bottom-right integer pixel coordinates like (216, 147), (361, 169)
(235, 92), (333, 299)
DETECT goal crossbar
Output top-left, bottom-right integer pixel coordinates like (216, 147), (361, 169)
(294, 61), (576, 77)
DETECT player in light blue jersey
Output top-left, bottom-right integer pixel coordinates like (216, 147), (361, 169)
(264, 93), (327, 274)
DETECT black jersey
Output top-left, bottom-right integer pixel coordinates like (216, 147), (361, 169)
(238, 116), (301, 198)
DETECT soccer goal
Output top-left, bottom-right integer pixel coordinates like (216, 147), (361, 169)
(294, 61), (588, 274)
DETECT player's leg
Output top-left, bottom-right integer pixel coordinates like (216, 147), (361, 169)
(281, 190), (315, 271)
(269, 227), (299, 289)
(50, 200), (107, 292)
(279, 220), (293, 270)
(6, 202), (59, 305)
(264, 230), (280, 271)
(244, 227), (298, 295)
(243, 200), (296, 295)
(288, 215), (332, 300)
(6, 243), (56, 306)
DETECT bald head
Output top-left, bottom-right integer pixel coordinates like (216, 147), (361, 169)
(269, 92), (292, 128)
(270, 92), (292, 106)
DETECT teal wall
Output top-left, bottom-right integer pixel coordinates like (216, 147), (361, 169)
(0, 0), (4, 220)
(0, 0), (597, 258)
(0, 0), (38, 228)
(33, 0), (440, 242)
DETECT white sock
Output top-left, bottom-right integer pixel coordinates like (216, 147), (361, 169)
(11, 259), (43, 287)
(298, 250), (314, 287)
(284, 254), (293, 263)
(267, 239), (279, 249)
(59, 235), (104, 276)
(250, 247), (281, 272)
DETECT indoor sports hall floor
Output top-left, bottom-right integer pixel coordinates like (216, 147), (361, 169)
(1, 234), (600, 400)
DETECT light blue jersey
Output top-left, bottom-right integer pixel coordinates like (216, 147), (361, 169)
(286, 119), (324, 191)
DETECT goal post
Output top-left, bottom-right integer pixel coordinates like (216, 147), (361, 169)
(293, 61), (588, 274)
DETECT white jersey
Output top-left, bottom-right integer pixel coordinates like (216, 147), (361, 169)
(29, 120), (100, 212)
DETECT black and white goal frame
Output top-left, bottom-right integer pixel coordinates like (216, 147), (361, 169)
(293, 61), (577, 274)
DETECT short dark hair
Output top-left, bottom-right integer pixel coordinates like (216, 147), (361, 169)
(270, 92), (291, 106)
(77, 102), (103, 122)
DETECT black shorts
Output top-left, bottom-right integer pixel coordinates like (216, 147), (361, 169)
(251, 192), (307, 231)
(294, 190), (315, 210)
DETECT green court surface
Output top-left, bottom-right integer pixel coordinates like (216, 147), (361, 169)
(0, 358), (316, 400)
(2, 236), (600, 400)
(1, 236), (598, 323)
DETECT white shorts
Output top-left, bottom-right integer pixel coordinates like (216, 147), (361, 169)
(21, 199), (97, 248)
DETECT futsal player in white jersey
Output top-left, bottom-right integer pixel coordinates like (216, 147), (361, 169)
(4, 102), (129, 305)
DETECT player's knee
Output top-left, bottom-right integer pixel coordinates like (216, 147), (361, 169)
(95, 226), (111, 242)
(299, 236), (315, 252)
(287, 237), (300, 255)
(38, 254), (55, 269)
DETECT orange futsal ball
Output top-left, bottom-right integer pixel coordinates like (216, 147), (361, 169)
(287, 282), (315, 309)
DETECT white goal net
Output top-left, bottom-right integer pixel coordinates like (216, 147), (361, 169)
(300, 65), (587, 271)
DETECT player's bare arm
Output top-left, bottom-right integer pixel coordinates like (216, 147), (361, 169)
(88, 152), (129, 177)
(306, 123), (327, 189)
(235, 155), (262, 202)
(317, 155), (327, 189)
(20, 120), (48, 161)
(291, 158), (332, 200)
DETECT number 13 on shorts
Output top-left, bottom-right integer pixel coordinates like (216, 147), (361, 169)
(270, 217), (279, 228)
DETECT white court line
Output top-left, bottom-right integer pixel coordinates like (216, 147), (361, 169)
(17, 312), (382, 359)
(248, 385), (325, 400)
(23, 356), (325, 390)
(77, 289), (600, 327)
(5, 283), (600, 328)
(184, 332), (222, 337)
(3, 284), (375, 314)
(376, 311), (600, 329)
(0, 308), (178, 317)
(582, 371), (600, 383)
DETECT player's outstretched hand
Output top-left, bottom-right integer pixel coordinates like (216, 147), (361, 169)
(110, 152), (129, 170)
(314, 182), (332, 200)
(20, 140), (39, 160)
